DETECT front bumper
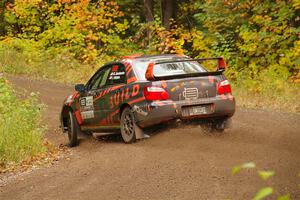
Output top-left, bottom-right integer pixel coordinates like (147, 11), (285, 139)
(133, 94), (235, 128)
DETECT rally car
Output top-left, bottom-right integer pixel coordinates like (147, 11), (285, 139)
(60, 54), (235, 146)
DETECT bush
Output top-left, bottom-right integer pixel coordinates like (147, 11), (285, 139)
(0, 76), (45, 166)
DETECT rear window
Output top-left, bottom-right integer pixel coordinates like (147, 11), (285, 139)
(133, 60), (207, 80)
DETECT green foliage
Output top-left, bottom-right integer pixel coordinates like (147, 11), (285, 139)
(194, 0), (300, 77)
(5, 0), (131, 63)
(0, 76), (45, 166)
(258, 170), (275, 181)
(232, 162), (256, 175)
(0, 0), (299, 112)
(253, 187), (273, 200)
(232, 162), (295, 200)
(181, 0), (300, 110)
(277, 194), (290, 200)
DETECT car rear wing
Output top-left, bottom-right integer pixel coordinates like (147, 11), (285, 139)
(145, 57), (227, 81)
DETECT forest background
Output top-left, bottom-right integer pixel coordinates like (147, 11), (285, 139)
(0, 0), (299, 112)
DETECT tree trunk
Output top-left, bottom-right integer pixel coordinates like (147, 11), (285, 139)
(141, 0), (154, 44)
(142, 0), (154, 23)
(161, 0), (176, 30)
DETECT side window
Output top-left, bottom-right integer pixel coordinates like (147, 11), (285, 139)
(99, 68), (111, 88)
(88, 64), (126, 90)
(89, 67), (111, 90)
(90, 73), (103, 90)
(107, 64), (126, 85)
(88, 72), (102, 90)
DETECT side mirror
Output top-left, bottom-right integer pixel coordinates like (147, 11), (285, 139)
(75, 84), (85, 93)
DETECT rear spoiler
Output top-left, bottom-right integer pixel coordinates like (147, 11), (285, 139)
(145, 57), (227, 81)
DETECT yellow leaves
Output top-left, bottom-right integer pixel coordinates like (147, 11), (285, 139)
(294, 40), (300, 57)
(292, 0), (300, 9)
(252, 15), (272, 25)
(57, 0), (77, 5)
(147, 22), (191, 54)
(85, 31), (98, 41)
(10, 0), (128, 63)
(15, 0), (42, 4)
(146, 23), (212, 56)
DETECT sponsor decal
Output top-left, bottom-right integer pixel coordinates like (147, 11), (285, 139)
(79, 96), (94, 119)
(81, 110), (94, 119)
(80, 98), (86, 106)
(109, 84), (141, 109)
(109, 71), (125, 80)
(132, 84), (140, 96)
(183, 88), (199, 100)
(109, 75), (121, 80)
(111, 71), (125, 76)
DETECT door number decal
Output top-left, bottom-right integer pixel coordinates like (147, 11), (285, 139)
(79, 96), (94, 119)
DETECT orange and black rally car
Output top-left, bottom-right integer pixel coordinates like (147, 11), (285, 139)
(60, 54), (235, 146)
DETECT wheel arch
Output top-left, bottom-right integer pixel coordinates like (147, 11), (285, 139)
(61, 105), (73, 131)
(119, 102), (146, 142)
(119, 103), (131, 119)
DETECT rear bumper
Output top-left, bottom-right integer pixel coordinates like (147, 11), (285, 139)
(133, 94), (235, 128)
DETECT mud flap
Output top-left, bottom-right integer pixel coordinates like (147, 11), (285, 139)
(134, 123), (150, 139)
(132, 108), (150, 140)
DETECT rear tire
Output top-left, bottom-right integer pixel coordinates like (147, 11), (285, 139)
(120, 107), (137, 143)
(211, 119), (226, 133)
(67, 111), (79, 147)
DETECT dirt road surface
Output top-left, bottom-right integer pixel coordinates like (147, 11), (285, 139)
(1, 76), (299, 200)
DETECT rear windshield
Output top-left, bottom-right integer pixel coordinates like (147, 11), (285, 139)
(133, 60), (207, 80)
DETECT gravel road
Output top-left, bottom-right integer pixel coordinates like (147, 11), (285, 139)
(1, 76), (299, 200)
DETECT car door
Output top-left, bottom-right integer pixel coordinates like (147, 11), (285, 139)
(79, 66), (112, 128)
(103, 63), (127, 125)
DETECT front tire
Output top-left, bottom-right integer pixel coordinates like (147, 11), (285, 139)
(120, 107), (137, 143)
(67, 111), (79, 147)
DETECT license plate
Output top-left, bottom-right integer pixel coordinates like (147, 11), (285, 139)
(182, 105), (211, 117)
(191, 106), (206, 115)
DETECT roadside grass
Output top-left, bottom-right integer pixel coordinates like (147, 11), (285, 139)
(232, 81), (300, 113)
(0, 41), (299, 113)
(0, 77), (46, 167)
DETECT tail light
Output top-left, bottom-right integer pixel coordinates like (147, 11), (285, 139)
(217, 57), (227, 70)
(217, 80), (231, 94)
(143, 86), (169, 101)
